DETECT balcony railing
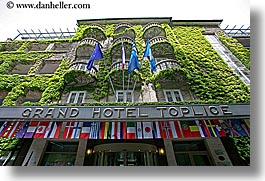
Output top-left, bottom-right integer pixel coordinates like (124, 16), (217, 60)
(155, 58), (181, 72)
(110, 60), (130, 70)
(69, 60), (98, 74)
(143, 22), (160, 31)
(112, 36), (134, 46)
(149, 36), (167, 45)
(79, 38), (103, 47)
(115, 23), (133, 31)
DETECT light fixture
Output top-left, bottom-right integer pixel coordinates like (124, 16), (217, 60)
(86, 149), (93, 155)
(158, 148), (165, 155)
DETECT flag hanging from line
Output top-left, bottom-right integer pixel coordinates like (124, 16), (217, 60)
(128, 42), (140, 74)
(121, 42), (126, 71)
(143, 41), (156, 73)
(87, 43), (103, 71)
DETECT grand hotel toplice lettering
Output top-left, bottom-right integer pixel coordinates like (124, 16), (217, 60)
(17, 104), (242, 121)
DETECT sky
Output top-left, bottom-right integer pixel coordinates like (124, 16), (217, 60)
(0, 0), (251, 41)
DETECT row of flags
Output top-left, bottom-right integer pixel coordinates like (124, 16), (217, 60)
(0, 119), (250, 139)
(86, 41), (157, 74)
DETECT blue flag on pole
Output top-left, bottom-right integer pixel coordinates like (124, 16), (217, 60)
(128, 43), (140, 74)
(87, 43), (103, 71)
(143, 41), (156, 73)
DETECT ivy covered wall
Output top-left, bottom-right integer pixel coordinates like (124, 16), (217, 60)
(0, 21), (250, 164)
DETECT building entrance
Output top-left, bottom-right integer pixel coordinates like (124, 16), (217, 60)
(93, 143), (158, 166)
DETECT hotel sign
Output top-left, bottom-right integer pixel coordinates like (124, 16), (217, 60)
(0, 104), (250, 121)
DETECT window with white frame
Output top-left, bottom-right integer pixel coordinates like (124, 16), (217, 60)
(163, 89), (183, 102)
(67, 91), (86, 103)
(116, 90), (133, 102)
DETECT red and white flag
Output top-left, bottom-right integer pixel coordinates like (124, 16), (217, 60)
(4, 121), (22, 138)
(80, 122), (91, 139)
(44, 122), (62, 138)
(24, 121), (39, 138)
(34, 121), (50, 138)
(142, 122), (153, 139)
(122, 42), (126, 71)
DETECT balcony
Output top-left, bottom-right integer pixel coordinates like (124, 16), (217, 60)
(155, 58), (181, 72)
(110, 60), (130, 71)
(69, 60), (98, 74)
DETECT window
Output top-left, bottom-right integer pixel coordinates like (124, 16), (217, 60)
(41, 142), (78, 166)
(67, 91), (86, 104)
(172, 141), (212, 166)
(116, 90), (133, 102)
(163, 89), (183, 102)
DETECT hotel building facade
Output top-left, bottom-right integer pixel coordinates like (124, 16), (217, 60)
(0, 17), (250, 166)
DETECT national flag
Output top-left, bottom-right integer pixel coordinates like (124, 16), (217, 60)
(44, 121), (62, 138)
(179, 120), (201, 138)
(62, 122), (75, 139)
(219, 119), (250, 137)
(128, 42), (140, 74)
(158, 121), (181, 138)
(90, 122), (100, 139)
(204, 120), (226, 137)
(4, 121), (25, 138)
(80, 122), (91, 139)
(231, 119), (250, 136)
(34, 121), (50, 138)
(159, 121), (173, 138)
(121, 42), (126, 71)
(136, 122), (143, 139)
(120, 121), (127, 139)
(15, 122), (30, 138)
(195, 120), (211, 138)
(24, 121), (39, 138)
(153, 121), (161, 139)
(142, 122), (153, 139)
(110, 122), (118, 139)
(126, 122), (136, 139)
(143, 41), (156, 73)
(71, 122), (82, 139)
(63, 122), (82, 139)
(173, 121), (183, 138)
(99, 122), (107, 139)
(116, 122), (122, 139)
(0, 122), (12, 138)
(87, 43), (103, 71)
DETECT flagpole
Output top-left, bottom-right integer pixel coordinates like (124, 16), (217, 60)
(132, 72), (139, 93)
(122, 42), (125, 94)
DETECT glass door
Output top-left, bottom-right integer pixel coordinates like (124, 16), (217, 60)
(93, 143), (158, 166)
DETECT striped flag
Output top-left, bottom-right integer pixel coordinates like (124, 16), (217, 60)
(4, 121), (23, 138)
(126, 122), (136, 139)
(0, 122), (12, 138)
(179, 121), (201, 138)
(44, 122), (62, 138)
(24, 121), (39, 138)
(80, 122), (91, 139)
(122, 42), (126, 71)
(110, 122), (118, 139)
(90, 122), (100, 139)
(195, 120), (211, 138)
(153, 121), (161, 139)
(15, 122), (30, 138)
